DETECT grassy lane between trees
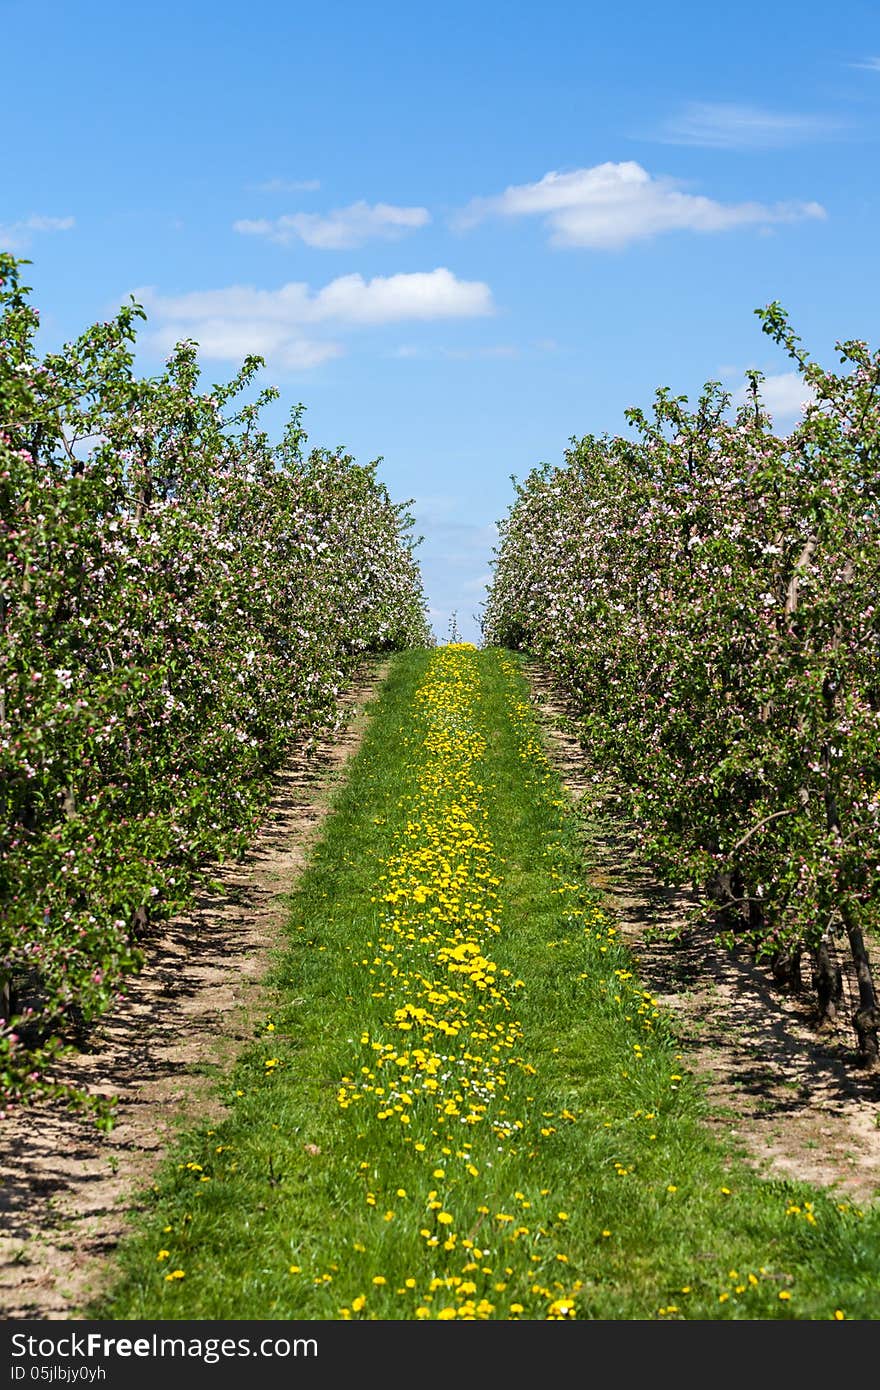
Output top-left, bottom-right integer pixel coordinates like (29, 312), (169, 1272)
(96, 646), (880, 1321)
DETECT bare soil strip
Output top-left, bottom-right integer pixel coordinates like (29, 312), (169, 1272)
(525, 661), (880, 1208)
(0, 659), (390, 1320)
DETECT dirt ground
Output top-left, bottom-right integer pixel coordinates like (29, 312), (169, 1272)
(526, 661), (880, 1207)
(2, 653), (879, 1322)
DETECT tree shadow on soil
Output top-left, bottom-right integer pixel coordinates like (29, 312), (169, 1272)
(526, 660), (880, 1204)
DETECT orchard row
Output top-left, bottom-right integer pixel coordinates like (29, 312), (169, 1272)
(484, 306), (880, 1064)
(0, 254), (432, 1114)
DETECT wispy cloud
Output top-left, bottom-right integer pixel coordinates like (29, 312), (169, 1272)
(251, 177), (321, 193)
(234, 200), (430, 249)
(412, 508), (499, 641)
(134, 269), (493, 371)
(389, 343), (519, 361)
(655, 102), (847, 149)
(850, 56), (880, 71)
(443, 344), (518, 361)
(0, 214), (75, 250)
(456, 161), (825, 250)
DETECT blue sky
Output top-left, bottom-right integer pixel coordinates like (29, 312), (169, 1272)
(3, 0), (879, 642)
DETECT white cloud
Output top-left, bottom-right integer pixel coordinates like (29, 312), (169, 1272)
(134, 269), (493, 370)
(456, 161), (826, 249)
(148, 320), (343, 370)
(733, 371), (816, 422)
(137, 270), (492, 327)
(656, 102), (846, 149)
(0, 214), (74, 250)
(850, 56), (880, 71)
(234, 200), (430, 249)
(313, 268), (489, 321)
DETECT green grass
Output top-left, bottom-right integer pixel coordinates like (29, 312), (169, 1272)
(94, 646), (880, 1321)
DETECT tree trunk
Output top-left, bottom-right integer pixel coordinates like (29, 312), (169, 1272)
(812, 929), (844, 1025)
(841, 904), (880, 1066)
(771, 945), (802, 992)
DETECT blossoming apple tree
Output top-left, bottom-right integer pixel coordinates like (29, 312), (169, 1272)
(0, 253), (432, 1115)
(484, 307), (880, 1065)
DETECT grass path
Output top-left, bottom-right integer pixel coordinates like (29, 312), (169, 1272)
(97, 646), (880, 1321)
